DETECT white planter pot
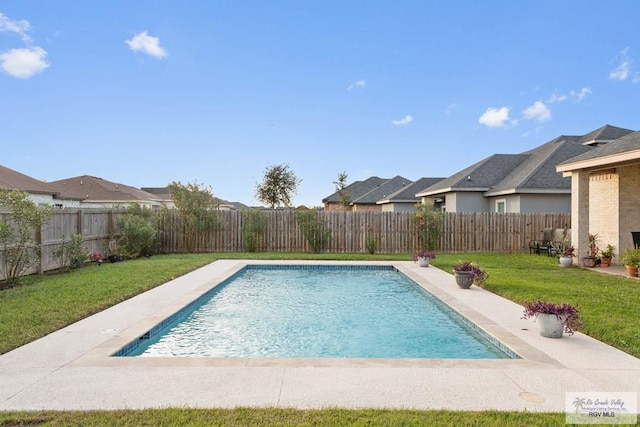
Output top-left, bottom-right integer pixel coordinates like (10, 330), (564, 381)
(417, 257), (430, 267)
(559, 256), (573, 268)
(536, 313), (567, 338)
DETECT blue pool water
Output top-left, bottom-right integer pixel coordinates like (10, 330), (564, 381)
(119, 266), (515, 359)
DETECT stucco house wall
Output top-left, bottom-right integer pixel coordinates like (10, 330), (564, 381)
(518, 194), (571, 213)
(380, 203), (416, 213)
(446, 192), (488, 212)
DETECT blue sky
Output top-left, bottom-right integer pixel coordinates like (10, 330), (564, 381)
(1, 1), (639, 207)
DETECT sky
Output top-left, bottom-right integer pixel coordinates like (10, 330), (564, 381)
(1, 1), (639, 207)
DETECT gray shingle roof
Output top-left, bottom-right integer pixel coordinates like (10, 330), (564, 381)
(417, 124), (635, 197)
(322, 176), (387, 203)
(352, 175), (413, 204)
(378, 177), (444, 203)
(558, 130), (640, 165)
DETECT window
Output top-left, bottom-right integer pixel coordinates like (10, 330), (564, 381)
(496, 199), (506, 213)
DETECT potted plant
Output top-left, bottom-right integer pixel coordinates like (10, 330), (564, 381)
(89, 251), (104, 266)
(521, 299), (584, 338)
(620, 248), (640, 277)
(452, 261), (488, 289)
(557, 238), (575, 268)
(413, 250), (436, 267)
(598, 244), (615, 267)
(582, 233), (599, 268)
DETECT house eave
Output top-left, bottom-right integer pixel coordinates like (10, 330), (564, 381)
(416, 187), (490, 197)
(557, 150), (640, 174)
(484, 188), (570, 197)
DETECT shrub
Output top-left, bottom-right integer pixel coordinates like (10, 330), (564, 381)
(52, 233), (89, 272)
(117, 205), (161, 258)
(241, 208), (267, 252)
(295, 208), (331, 253)
(411, 201), (444, 251)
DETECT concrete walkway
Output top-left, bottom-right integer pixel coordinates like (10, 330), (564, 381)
(1, 260), (639, 412)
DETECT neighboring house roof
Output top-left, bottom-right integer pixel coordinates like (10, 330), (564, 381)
(578, 124), (635, 146)
(377, 177), (444, 204)
(48, 175), (160, 204)
(557, 129), (640, 173)
(0, 164), (59, 196)
(416, 125), (636, 198)
(322, 176), (388, 204)
(353, 175), (413, 204)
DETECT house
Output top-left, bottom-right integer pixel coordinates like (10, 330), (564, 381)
(415, 125), (635, 213)
(0, 164), (70, 207)
(376, 177), (445, 212)
(48, 175), (162, 209)
(556, 129), (640, 264)
(323, 176), (414, 212)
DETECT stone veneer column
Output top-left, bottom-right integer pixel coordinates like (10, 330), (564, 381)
(571, 171), (590, 263)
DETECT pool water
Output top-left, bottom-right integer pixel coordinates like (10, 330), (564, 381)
(122, 266), (513, 359)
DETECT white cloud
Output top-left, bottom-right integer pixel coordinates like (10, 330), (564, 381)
(610, 48), (631, 81)
(347, 79), (365, 90)
(478, 107), (511, 128)
(0, 47), (49, 78)
(391, 114), (413, 126)
(570, 87), (592, 101)
(547, 92), (567, 103)
(0, 12), (31, 43)
(444, 102), (459, 115)
(125, 31), (168, 58)
(523, 101), (551, 123)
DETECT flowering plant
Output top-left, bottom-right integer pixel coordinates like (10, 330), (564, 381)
(521, 299), (584, 335)
(587, 233), (599, 258)
(90, 252), (103, 262)
(413, 251), (436, 262)
(453, 261), (488, 285)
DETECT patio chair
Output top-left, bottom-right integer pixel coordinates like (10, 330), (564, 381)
(529, 227), (554, 255)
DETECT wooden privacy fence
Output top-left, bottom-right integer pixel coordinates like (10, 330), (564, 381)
(1, 209), (570, 276)
(160, 210), (571, 254)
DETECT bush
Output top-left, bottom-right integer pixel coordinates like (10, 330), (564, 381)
(52, 234), (89, 272)
(411, 201), (444, 251)
(241, 208), (267, 252)
(295, 208), (331, 253)
(117, 205), (161, 258)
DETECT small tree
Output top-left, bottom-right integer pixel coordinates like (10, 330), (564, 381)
(167, 181), (221, 252)
(118, 204), (161, 258)
(295, 207), (331, 253)
(411, 201), (445, 251)
(333, 171), (351, 207)
(0, 189), (52, 285)
(255, 164), (301, 208)
(241, 208), (267, 252)
(52, 233), (89, 272)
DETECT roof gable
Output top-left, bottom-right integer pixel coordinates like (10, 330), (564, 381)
(322, 176), (387, 203)
(378, 177), (444, 203)
(352, 175), (413, 204)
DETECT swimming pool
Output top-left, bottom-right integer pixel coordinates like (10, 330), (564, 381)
(116, 265), (517, 359)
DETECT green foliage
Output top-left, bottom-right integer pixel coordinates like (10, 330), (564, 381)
(411, 201), (445, 251)
(52, 233), (89, 272)
(255, 164), (301, 208)
(365, 224), (378, 254)
(0, 189), (52, 285)
(241, 208), (267, 252)
(333, 171), (351, 207)
(167, 181), (222, 252)
(295, 208), (331, 253)
(117, 204), (161, 258)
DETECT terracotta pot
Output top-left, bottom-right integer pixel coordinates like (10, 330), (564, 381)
(582, 257), (597, 268)
(625, 265), (638, 277)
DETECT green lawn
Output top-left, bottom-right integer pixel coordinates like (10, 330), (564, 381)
(1, 252), (638, 426)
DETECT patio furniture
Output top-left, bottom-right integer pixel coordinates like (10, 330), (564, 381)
(632, 232), (640, 249)
(529, 227), (554, 256)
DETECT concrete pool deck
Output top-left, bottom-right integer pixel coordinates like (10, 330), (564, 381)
(1, 259), (639, 412)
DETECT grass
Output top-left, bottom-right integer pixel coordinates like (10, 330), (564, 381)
(1, 251), (639, 426)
